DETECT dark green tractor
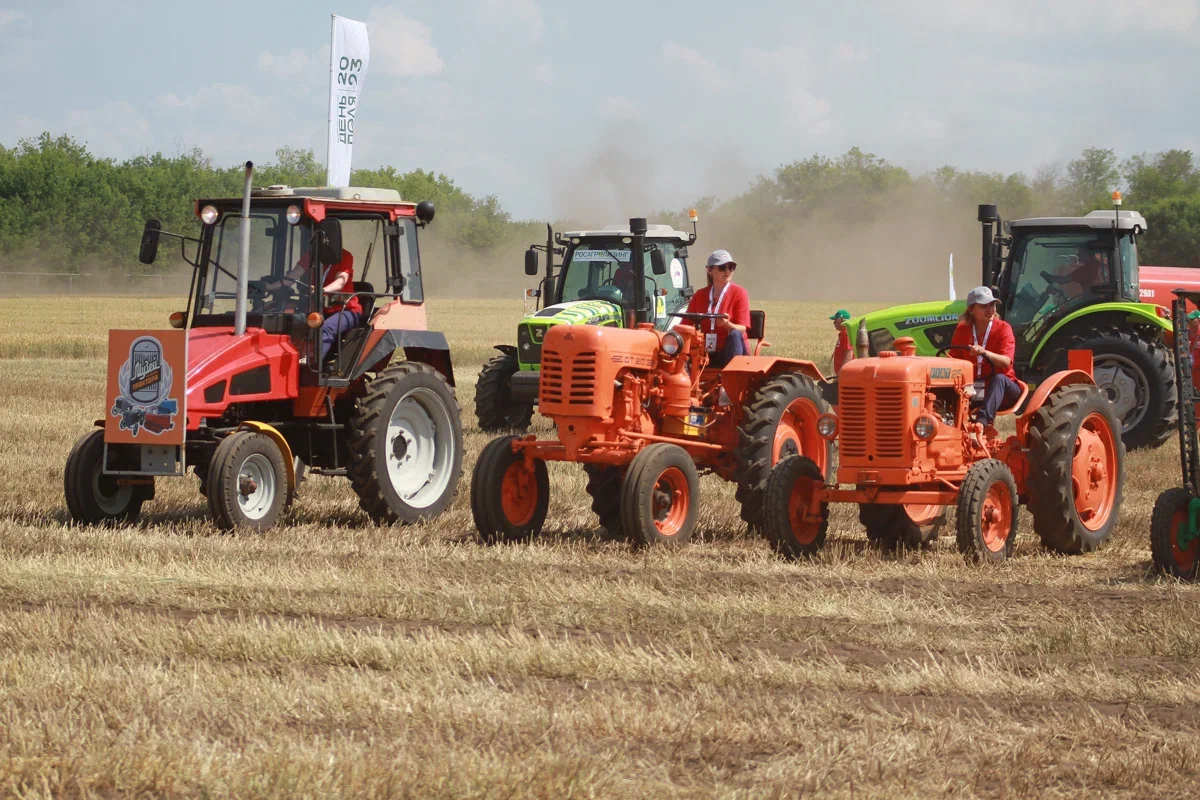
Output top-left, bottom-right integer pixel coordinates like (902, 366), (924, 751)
(475, 215), (699, 431)
(849, 202), (1175, 449)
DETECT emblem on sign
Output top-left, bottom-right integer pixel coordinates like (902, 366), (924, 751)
(111, 335), (179, 437)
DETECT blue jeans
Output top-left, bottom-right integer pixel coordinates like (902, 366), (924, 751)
(709, 331), (748, 369)
(977, 374), (1022, 426)
(320, 309), (360, 361)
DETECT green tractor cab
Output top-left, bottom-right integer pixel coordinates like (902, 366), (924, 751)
(849, 202), (1175, 449)
(475, 216), (699, 431)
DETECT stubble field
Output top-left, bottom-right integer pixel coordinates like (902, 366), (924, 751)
(1, 296), (1198, 798)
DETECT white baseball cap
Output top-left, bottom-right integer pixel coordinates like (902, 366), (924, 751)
(707, 249), (736, 267)
(966, 286), (998, 306)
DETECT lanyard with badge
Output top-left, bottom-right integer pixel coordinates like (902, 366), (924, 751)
(705, 283), (729, 353)
(972, 318), (993, 394)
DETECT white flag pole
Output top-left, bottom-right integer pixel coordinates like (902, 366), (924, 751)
(948, 253), (956, 302)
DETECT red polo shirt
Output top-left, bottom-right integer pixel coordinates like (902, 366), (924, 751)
(686, 282), (751, 353)
(950, 318), (1016, 379)
(297, 251), (362, 315)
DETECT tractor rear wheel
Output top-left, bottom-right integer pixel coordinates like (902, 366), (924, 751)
(1150, 487), (1200, 581)
(584, 464), (625, 539)
(955, 459), (1019, 563)
(475, 352), (534, 432)
(621, 444), (699, 549)
(1027, 384), (1124, 554)
(471, 435), (549, 544)
(348, 362), (463, 524)
(734, 372), (832, 531)
(207, 432), (289, 532)
(860, 503), (943, 551)
(1045, 327), (1175, 449)
(64, 430), (149, 525)
(763, 455), (828, 559)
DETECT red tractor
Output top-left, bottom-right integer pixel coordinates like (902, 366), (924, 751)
(470, 221), (834, 545)
(762, 338), (1125, 562)
(64, 163), (463, 531)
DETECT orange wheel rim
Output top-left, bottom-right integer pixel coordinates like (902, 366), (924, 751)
(1072, 412), (1117, 532)
(980, 481), (1012, 552)
(1170, 507), (1199, 572)
(500, 461), (538, 526)
(652, 467), (690, 536)
(787, 476), (821, 545)
(903, 503), (943, 526)
(773, 398), (824, 475)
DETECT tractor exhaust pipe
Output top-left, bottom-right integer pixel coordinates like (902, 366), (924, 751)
(630, 217), (648, 326)
(978, 204), (998, 288)
(234, 161), (254, 337)
(855, 318), (870, 359)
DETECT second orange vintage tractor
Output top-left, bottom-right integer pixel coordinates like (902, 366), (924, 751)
(763, 337), (1125, 562)
(470, 219), (833, 546)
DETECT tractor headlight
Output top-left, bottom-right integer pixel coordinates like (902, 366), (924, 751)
(914, 415), (938, 440)
(200, 205), (220, 226)
(817, 413), (838, 440)
(661, 331), (684, 356)
(286, 205), (302, 225)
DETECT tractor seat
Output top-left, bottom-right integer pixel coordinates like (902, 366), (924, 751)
(353, 282), (376, 324)
(748, 309), (769, 356)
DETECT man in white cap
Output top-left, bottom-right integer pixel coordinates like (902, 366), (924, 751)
(684, 249), (751, 368)
(949, 286), (1020, 428)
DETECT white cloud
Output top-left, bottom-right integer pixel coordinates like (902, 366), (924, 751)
(742, 46), (832, 134)
(258, 49), (311, 78)
(476, 0), (545, 41)
(367, 7), (444, 77)
(0, 9), (27, 28)
(662, 41), (729, 91)
(833, 43), (868, 65)
(65, 101), (151, 156)
(533, 63), (555, 84)
(902, 0), (1199, 36)
(600, 95), (636, 119)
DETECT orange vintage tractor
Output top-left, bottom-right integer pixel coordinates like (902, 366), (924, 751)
(763, 337), (1125, 562)
(469, 221), (833, 546)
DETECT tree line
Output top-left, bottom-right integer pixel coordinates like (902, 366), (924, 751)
(1, 133), (1197, 285)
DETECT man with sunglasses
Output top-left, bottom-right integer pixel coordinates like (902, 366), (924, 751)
(684, 249), (750, 369)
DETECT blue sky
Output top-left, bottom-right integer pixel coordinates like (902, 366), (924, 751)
(2, 0), (1199, 220)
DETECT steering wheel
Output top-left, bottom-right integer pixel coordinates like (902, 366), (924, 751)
(935, 344), (976, 358)
(670, 312), (725, 324)
(247, 280), (269, 312)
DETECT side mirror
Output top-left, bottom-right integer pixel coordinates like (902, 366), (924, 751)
(524, 248), (539, 276)
(416, 200), (436, 225)
(317, 219), (343, 264)
(138, 220), (161, 265)
(650, 248), (667, 275)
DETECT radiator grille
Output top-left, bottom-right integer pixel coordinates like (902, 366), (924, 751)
(539, 350), (596, 407)
(839, 384), (907, 460)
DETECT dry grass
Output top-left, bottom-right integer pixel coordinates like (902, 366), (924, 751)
(0, 296), (1197, 799)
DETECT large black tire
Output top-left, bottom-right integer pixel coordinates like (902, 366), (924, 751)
(64, 430), (148, 525)
(206, 431), (289, 532)
(1027, 384), (1125, 554)
(955, 459), (1019, 563)
(859, 504), (943, 551)
(584, 464), (625, 539)
(1044, 326), (1175, 450)
(348, 362), (464, 524)
(1150, 487), (1200, 581)
(763, 455), (828, 559)
(734, 372), (832, 530)
(475, 352), (534, 432)
(620, 444), (700, 549)
(471, 435), (549, 544)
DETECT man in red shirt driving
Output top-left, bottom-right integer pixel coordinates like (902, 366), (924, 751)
(949, 286), (1020, 428)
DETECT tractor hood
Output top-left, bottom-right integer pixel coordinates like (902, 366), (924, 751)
(184, 326), (301, 427)
(848, 300), (967, 356)
(523, 300), (624, 327)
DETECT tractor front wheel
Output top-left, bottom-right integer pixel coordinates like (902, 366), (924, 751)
(955, 459), (1019, 563)
(471, 435), (549, 544)
(475, 352), (534, 432)
(207, 432), (289, 532)
(860, 503), (944, 550)
(64, 430), (149, 525)
(349, 362), (464, 524)
(1150, 487), (1200, 581)
(621, 444), (699, 549)
(734, 372), (832, 531)
(1027, 384), (1124, 554)
(763, 455), (828, 559)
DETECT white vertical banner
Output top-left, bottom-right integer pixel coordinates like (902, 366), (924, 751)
(327, 15), (370, 187)
(948, 252), (956, 301)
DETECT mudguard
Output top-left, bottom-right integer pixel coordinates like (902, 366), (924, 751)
(349, 329), (455, 385)
(717, 356), (827, 407)
(1016, 369), (1095, 440)
(237, 420), (296, 491)
(1028, 303), (1171, 366)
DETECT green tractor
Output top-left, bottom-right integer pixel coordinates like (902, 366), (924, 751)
(474, 214), (699, 431)
(849, 201), (1175, 449)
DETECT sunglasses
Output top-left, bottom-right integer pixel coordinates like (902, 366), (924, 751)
(711, 263), (736, 273)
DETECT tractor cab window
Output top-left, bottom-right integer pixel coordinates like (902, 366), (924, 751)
(201, 207), (307, 316)
(559, 240), (687, 327)
(1005, 232), (1120, 327)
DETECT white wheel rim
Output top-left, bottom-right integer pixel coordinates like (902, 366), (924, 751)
(92, 463), (132, 516)
(237, 453), (276, 521)
(385, 386), (456, 509)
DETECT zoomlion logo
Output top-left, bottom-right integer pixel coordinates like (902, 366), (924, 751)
(896, 313), (959, 330)
(110, 335), (179, 437)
